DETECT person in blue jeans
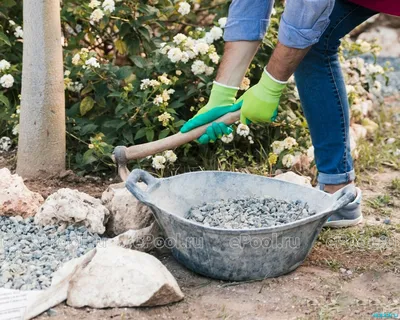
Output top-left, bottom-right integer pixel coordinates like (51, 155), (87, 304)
(181, 0), (399, 227)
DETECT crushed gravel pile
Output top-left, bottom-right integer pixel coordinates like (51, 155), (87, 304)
(185, 197), (316, 229)
(0, 215), (102, 291)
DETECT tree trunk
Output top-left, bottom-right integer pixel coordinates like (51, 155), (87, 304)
(17, 0), (65, 178)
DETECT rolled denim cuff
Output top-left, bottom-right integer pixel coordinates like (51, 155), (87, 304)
(224, 18), (270, 41)
(318, 170), (356, 185)
(278, 16), (331, 49)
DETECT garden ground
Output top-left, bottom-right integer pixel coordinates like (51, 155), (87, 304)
(1, 100), (399, 320)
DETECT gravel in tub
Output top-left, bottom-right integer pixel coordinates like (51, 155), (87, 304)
(185, 196), (317, 229)
(0, 216), (103, 291)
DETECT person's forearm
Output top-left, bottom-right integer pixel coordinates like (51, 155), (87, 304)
(215, 41), (261, 87)
(266, 42), (311, 82)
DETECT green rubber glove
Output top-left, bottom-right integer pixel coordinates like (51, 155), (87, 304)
(239, 69), (287, 125)
(180, 81), (239, 136)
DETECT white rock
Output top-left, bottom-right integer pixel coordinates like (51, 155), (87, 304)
(102, 222), (160, 252)
(0, 168), (44, 217)
(102, 182), (154, 236)
(0, 136), (12, 151)
(35, 188), (109, 234)
(274, 171), (312, 187)
(66, 247), (184, 308)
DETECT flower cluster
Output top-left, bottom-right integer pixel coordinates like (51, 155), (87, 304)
(0, 59), (14, 89)
(8, 20), (23, 39)
(71, 48), (101, 69)
(152, 150), (177, 170)
(88, 0), (115, 23)
(159, 23), (225, 77)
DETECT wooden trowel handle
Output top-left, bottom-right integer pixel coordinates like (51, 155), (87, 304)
(122, 110), (240, 161)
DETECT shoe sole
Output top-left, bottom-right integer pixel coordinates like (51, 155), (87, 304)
(323, 215), (363, 228)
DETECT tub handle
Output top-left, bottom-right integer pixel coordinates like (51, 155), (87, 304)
(327, 184), (357, 213)
(126, 169), (158, 204)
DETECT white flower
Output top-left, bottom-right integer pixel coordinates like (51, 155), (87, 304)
(240, 77), (250, 91)
(161, 90), (170, 102)
(360, 99), (372, 116)
(76, 24), (83, 33)
(12, 124), (19, 136)
(167, 47), (183, 63)
(152, 156), (166, 170)
(89, 0), (101, 8)
(366, 64), (384, 74)
(9, 20), (15, 26)
(173, 33), (187, 45)
(64, 70), (71, 76)
(307, 146), (315, 161)
(0, 74), (14, 88)
(178, 2), (190, 15)
(102, 0), (115, 13)
(158, 112), (173, 126)
(210, 26), (223, 41)
(271, 8), (277, 15)
(14, 26), (23, 38)
(140, 79), (151, 90)
(181, 52), (190, 63)
(90, 9), (104, 22)
(372, 80), (382, 96)
(164, 150), (177, 163)
(153, 95), (164, 106)
(394, 149), (400, 157)
(205, 66), (214, 76)
(221, 133), (234, 143)
(282, 154), (295, 168)
(283, 137), (298, 150)
(0, 137), (12, 151)
(271, 141), (285, 155)
(191, 60), (207, 75)
(158, 74), (171, 85)
(149, 80), (160, 87)
(218, 17), (227, 28)
(204, 32), (214, 44)
(237, 123), (250, 137)
(248, 136), (254, 144)
(160, 44), (171, 55)
(0, 60), (11, 71)
(85, 57), (100, 68)
(346, 85), (355, 94)
(357, 39), (371, 53)
(184, 37), (196, 50)
(167, 89), (175, 94)
(209, 52), (219, 64)
(194, 42), (209, 55)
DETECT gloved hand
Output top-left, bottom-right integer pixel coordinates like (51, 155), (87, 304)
(180, 81), (239, 143)
(239, 69), (286, 125)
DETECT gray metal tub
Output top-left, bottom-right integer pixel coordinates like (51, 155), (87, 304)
(126, 169), (355, 281)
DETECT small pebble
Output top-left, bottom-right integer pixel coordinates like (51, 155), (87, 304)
(383, 218), (391, 225)
(185, 196), (316, 229)
(0, 215), (101, 291)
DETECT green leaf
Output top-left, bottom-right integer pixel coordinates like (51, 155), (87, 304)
(173, 120), (185, 128)
(122, 129), (134, 144)
(81, 85), (93, 96)
(116, 66), (133, 80)
(0, 94), (10, 108)
(0, 32), (11, 47)
(146, 129), (154, 142)
(159, 128), (170, 139)
(80, 96), (95, 116)
(130, 56), (146, 69)
(115, 39), (128, 55)
(134, 127), (146, 140)
(80, 123), (98, 135)
(2, 0), (16, 8)
(82, 149), (97, 165)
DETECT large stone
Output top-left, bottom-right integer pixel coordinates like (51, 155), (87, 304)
(65, 247), (184, 308)
(101, 182), (154, 236)
(34, 188), (109, 234)
(101, 222), (161, 252)
(0, 168), (44, 217)
(274, 171), (312, 187)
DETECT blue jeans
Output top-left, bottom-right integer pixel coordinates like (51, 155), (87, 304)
(294, 0), (377, 185)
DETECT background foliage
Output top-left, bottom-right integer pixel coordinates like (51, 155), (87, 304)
(0, 0), (391, 177)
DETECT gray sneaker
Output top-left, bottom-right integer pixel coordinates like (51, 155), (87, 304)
(317, 185), (363, 228)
